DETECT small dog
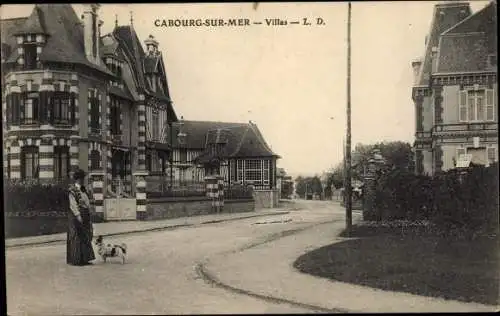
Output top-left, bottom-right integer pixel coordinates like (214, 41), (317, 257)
(94, 235), (127, 264)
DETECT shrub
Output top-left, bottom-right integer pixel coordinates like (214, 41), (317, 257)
(4, 178), (70, 238)
(371, 163), (498, 235)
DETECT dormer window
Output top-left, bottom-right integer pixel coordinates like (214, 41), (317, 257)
(24, 43), (37, 70)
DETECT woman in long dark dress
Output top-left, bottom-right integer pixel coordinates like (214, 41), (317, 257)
(67, 169), (95, 266)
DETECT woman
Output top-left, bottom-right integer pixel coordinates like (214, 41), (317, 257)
(67, 168), (95, 266)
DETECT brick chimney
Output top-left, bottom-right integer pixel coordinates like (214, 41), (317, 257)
(411, 58), (422, 84)
(82, 4), (100, 64)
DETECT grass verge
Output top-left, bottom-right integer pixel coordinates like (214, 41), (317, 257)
(293, 222), (499, 306)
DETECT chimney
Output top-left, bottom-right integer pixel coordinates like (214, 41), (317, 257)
(430, 46), (439, 73)
(411, 58), (422, 84)
(82, 4), (100, 64)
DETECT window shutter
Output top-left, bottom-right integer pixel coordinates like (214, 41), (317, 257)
(6, 94), (12, 124)
(19, 94), (25, 122)
(13, 93), (20, 125)
(486, 89), (494, 121)
(458, 90), (467, 122)
(70, 93), (76, 125)
(48, 91), (54, 124)
(39, 91), (46, 123)
(32, 97), (39, 120)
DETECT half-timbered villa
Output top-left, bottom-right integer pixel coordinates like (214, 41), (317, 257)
(412, 1), (497, 175)
(165, 120), (280, 189)
(2, 4), (177, 220)
(3, 4), (282, 218)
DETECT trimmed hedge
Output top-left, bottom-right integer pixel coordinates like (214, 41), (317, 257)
(373, 163), (499, 234)
(4, 179), (70, 238)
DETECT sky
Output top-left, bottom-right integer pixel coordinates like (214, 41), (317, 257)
(1, 1), (490, 178)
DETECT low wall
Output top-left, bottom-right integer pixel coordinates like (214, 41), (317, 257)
(146, 197), (255, 220)
(253, 189), (280, 209)
(5, 216), (68, 239)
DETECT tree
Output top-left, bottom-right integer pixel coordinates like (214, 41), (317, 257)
(351, 141), (414, 180)
(295, 176), (323, 199)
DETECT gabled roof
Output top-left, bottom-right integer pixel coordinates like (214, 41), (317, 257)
(2, 4), (112, 76)
(113, 25), (147, 91)
(437, 1), (497, 73)
(184, 120), (279, 164)
(416, 2), (471, 85)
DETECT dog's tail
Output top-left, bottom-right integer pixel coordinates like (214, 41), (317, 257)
(119, 243), (127, 254)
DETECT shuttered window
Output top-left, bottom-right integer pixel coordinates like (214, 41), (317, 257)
(458, 90), (467, 122)
(486, 89), (495, 121)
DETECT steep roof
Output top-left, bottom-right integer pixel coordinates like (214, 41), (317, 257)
(437, 1), (497, 73)
(416, 2), (471, 85)
(13, 5), (47, 35)
(2, 4), (112, 76)
(171, 120), (247, 149)
(113, 25), (147, 90)
(183, 120), (279, 163)
(1, 17), (27, 54)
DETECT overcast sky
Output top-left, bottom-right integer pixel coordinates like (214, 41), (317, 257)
(2, 1), (490, 177)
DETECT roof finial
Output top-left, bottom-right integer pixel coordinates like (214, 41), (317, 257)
(115, 14), (118, 27)
(130, 11), (134, 27)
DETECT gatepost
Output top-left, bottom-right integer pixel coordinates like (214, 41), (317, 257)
(88, 171), (105, 222)
(134, 170), (149, 220)
(362, 149), (386, 221)
(205, 175), (224, 213)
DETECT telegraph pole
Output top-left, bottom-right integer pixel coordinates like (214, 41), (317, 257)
(345, 1), (353, 236)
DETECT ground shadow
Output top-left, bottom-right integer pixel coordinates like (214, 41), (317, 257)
(293, 225), (499, 306)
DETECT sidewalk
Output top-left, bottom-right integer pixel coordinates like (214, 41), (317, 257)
(5, 209), (290, 248)
(200, 220), (497, 313)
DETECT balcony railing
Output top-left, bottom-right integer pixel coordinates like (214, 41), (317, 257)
(433, 122), (497, 133)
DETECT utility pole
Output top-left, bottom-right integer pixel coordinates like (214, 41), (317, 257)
(345, 1), (353, 236)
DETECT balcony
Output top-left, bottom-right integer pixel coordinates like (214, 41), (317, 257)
(433, 123), (497, 134)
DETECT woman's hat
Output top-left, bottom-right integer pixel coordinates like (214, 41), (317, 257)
(72, 168), (87, 181)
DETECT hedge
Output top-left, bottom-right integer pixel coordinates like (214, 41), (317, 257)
(4, 178), (70, 238)
(373, 163), (499, 234)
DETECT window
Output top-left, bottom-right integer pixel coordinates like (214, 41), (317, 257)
(54, 146), (70, 179)
(456, 147), (466, 160)
(263, 159), (270, 185)
(237, 159), (244, 182)
(24, 44), (37, 70)
(152, 112), (159, 141)
(487, 147), (497, 165)
(21, 146), (39, 179)
(180, 148), (187, 163)
(90, 90), (100, 133)
(245, 159), (262, 184)
(90, 150), (100, 170)
(52, 92), (71, 124)
(20, 92), (39, 125)
(110, 98), (121, 136)
(459, 89), (495, 122)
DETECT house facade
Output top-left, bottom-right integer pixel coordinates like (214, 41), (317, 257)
(412, 1), (498, 175)
(3, 4), (281, 217)
(170, 120), (280, 190)
(2, 4), (177, 218)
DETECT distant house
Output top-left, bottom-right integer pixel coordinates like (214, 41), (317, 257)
(412, 1), (497, 175)
(167, 120), (280, 190)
